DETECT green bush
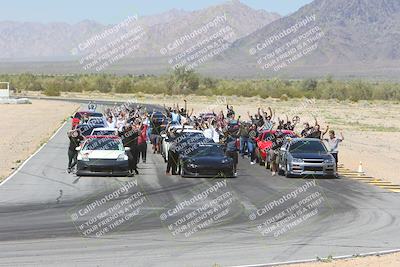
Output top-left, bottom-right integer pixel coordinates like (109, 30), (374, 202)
(43, 83), (60, 96)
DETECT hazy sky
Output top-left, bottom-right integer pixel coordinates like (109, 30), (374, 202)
(0, 0), (314, 24)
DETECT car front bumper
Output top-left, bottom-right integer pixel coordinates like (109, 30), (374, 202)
(288, 161), (336, 177)
(182, 164), (234, 178)
(77, 159), (129, 176)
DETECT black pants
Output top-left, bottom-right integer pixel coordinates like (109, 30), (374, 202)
(331, 152), (338, 164)
(129, 147), (138, 171)
(167, 149), (179, 175)
(225, 151), (238, 172)
(68, 149), (78, 169)
(137, 142), (147, 163)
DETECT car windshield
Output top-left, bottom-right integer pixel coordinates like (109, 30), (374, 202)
(187, 145), (223, 157)
(75, 112), (102, 119)
(92, 130), (115, 135)
(88, 118), (104, 124)
(289, 140), (327, 153)
(83, 138), (123, 151)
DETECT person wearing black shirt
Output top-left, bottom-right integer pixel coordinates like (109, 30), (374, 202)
(119, 124), (139, 175)
(224, 131), (239, 175)
(270, 131), (285, 176)
(248, 124), (258, 164)
(166, 126), (182, 175)
(226, 105), (235, 119)
(67, 129), (84, 173)
(301, 123), (311, 137)
(150, 114), (163, 154)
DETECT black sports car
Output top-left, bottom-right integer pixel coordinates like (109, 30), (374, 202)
(180, 143), (234, 178)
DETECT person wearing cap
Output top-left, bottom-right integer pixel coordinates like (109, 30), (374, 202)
(67, 128), (84, 173)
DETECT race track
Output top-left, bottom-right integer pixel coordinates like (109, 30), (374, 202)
(0, 103), (399, 267)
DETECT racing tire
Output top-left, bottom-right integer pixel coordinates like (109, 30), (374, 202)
(285, 162), (293, 178)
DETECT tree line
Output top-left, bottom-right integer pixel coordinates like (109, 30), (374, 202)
(1, 69), (400, 101)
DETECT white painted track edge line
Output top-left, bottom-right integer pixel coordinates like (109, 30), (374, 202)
(229, 248), (400, 267)
(0, 120), (68, 187)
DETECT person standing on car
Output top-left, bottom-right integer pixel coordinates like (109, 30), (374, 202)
(67, 129), (84, 173)
(323, 127), (344, 164)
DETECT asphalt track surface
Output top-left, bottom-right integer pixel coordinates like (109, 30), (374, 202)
(1, 102), (400, 267)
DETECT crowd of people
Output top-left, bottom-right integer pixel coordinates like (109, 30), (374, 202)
(67, 101), (344, 176)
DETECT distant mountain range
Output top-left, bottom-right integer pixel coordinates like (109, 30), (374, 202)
(1, 0), (400, 79)
(0, 0), (280, 60)
(215, 0), (400, 78)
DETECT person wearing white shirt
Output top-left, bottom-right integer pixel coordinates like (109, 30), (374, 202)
(203, 121), (220, 143)
(106, 115), (116, 128)
(323, 128), (344, 164)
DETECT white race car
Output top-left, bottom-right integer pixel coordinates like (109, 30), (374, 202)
(76, 136), (130, 176)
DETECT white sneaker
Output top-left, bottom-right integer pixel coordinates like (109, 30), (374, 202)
(250, 161), (256, 165)
(271, 171), (276, 176)
(234, 172), (238, 177)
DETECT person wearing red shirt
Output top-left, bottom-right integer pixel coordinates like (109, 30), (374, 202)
(137, 124), (148, 163)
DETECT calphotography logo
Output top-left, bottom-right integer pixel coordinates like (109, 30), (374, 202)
(158, 179), (242, 240)
(249, 14), (325, 72)
(68, 180), (149, 238)
(72, 14), (146, 72)
(160, 13), (236, 71)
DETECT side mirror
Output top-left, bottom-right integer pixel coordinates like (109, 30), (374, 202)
(125, 147), (131, 152)
(75, 147), (81, 151)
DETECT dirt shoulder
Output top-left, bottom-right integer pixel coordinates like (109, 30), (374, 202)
(0, 99), (79, 182)
(281, 252), (400, 267)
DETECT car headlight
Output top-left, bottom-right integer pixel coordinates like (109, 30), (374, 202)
(81, 153), (90, 162)
(221, 158), (231, 164)
(117, 154), (128, 161)
(187, 163), (198, 169)
(292, 158), (303, 163)
(324, 158), (334, 163)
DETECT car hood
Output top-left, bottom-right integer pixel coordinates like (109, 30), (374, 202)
(80, 150), (124, 159)
(290, 152), (332, 160)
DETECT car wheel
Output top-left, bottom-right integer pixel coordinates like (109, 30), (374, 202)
(285, 162), (292, 178)
(277, 162), (284, 176)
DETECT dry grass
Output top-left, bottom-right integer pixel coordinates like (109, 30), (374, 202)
(0, 99), (79, 181)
